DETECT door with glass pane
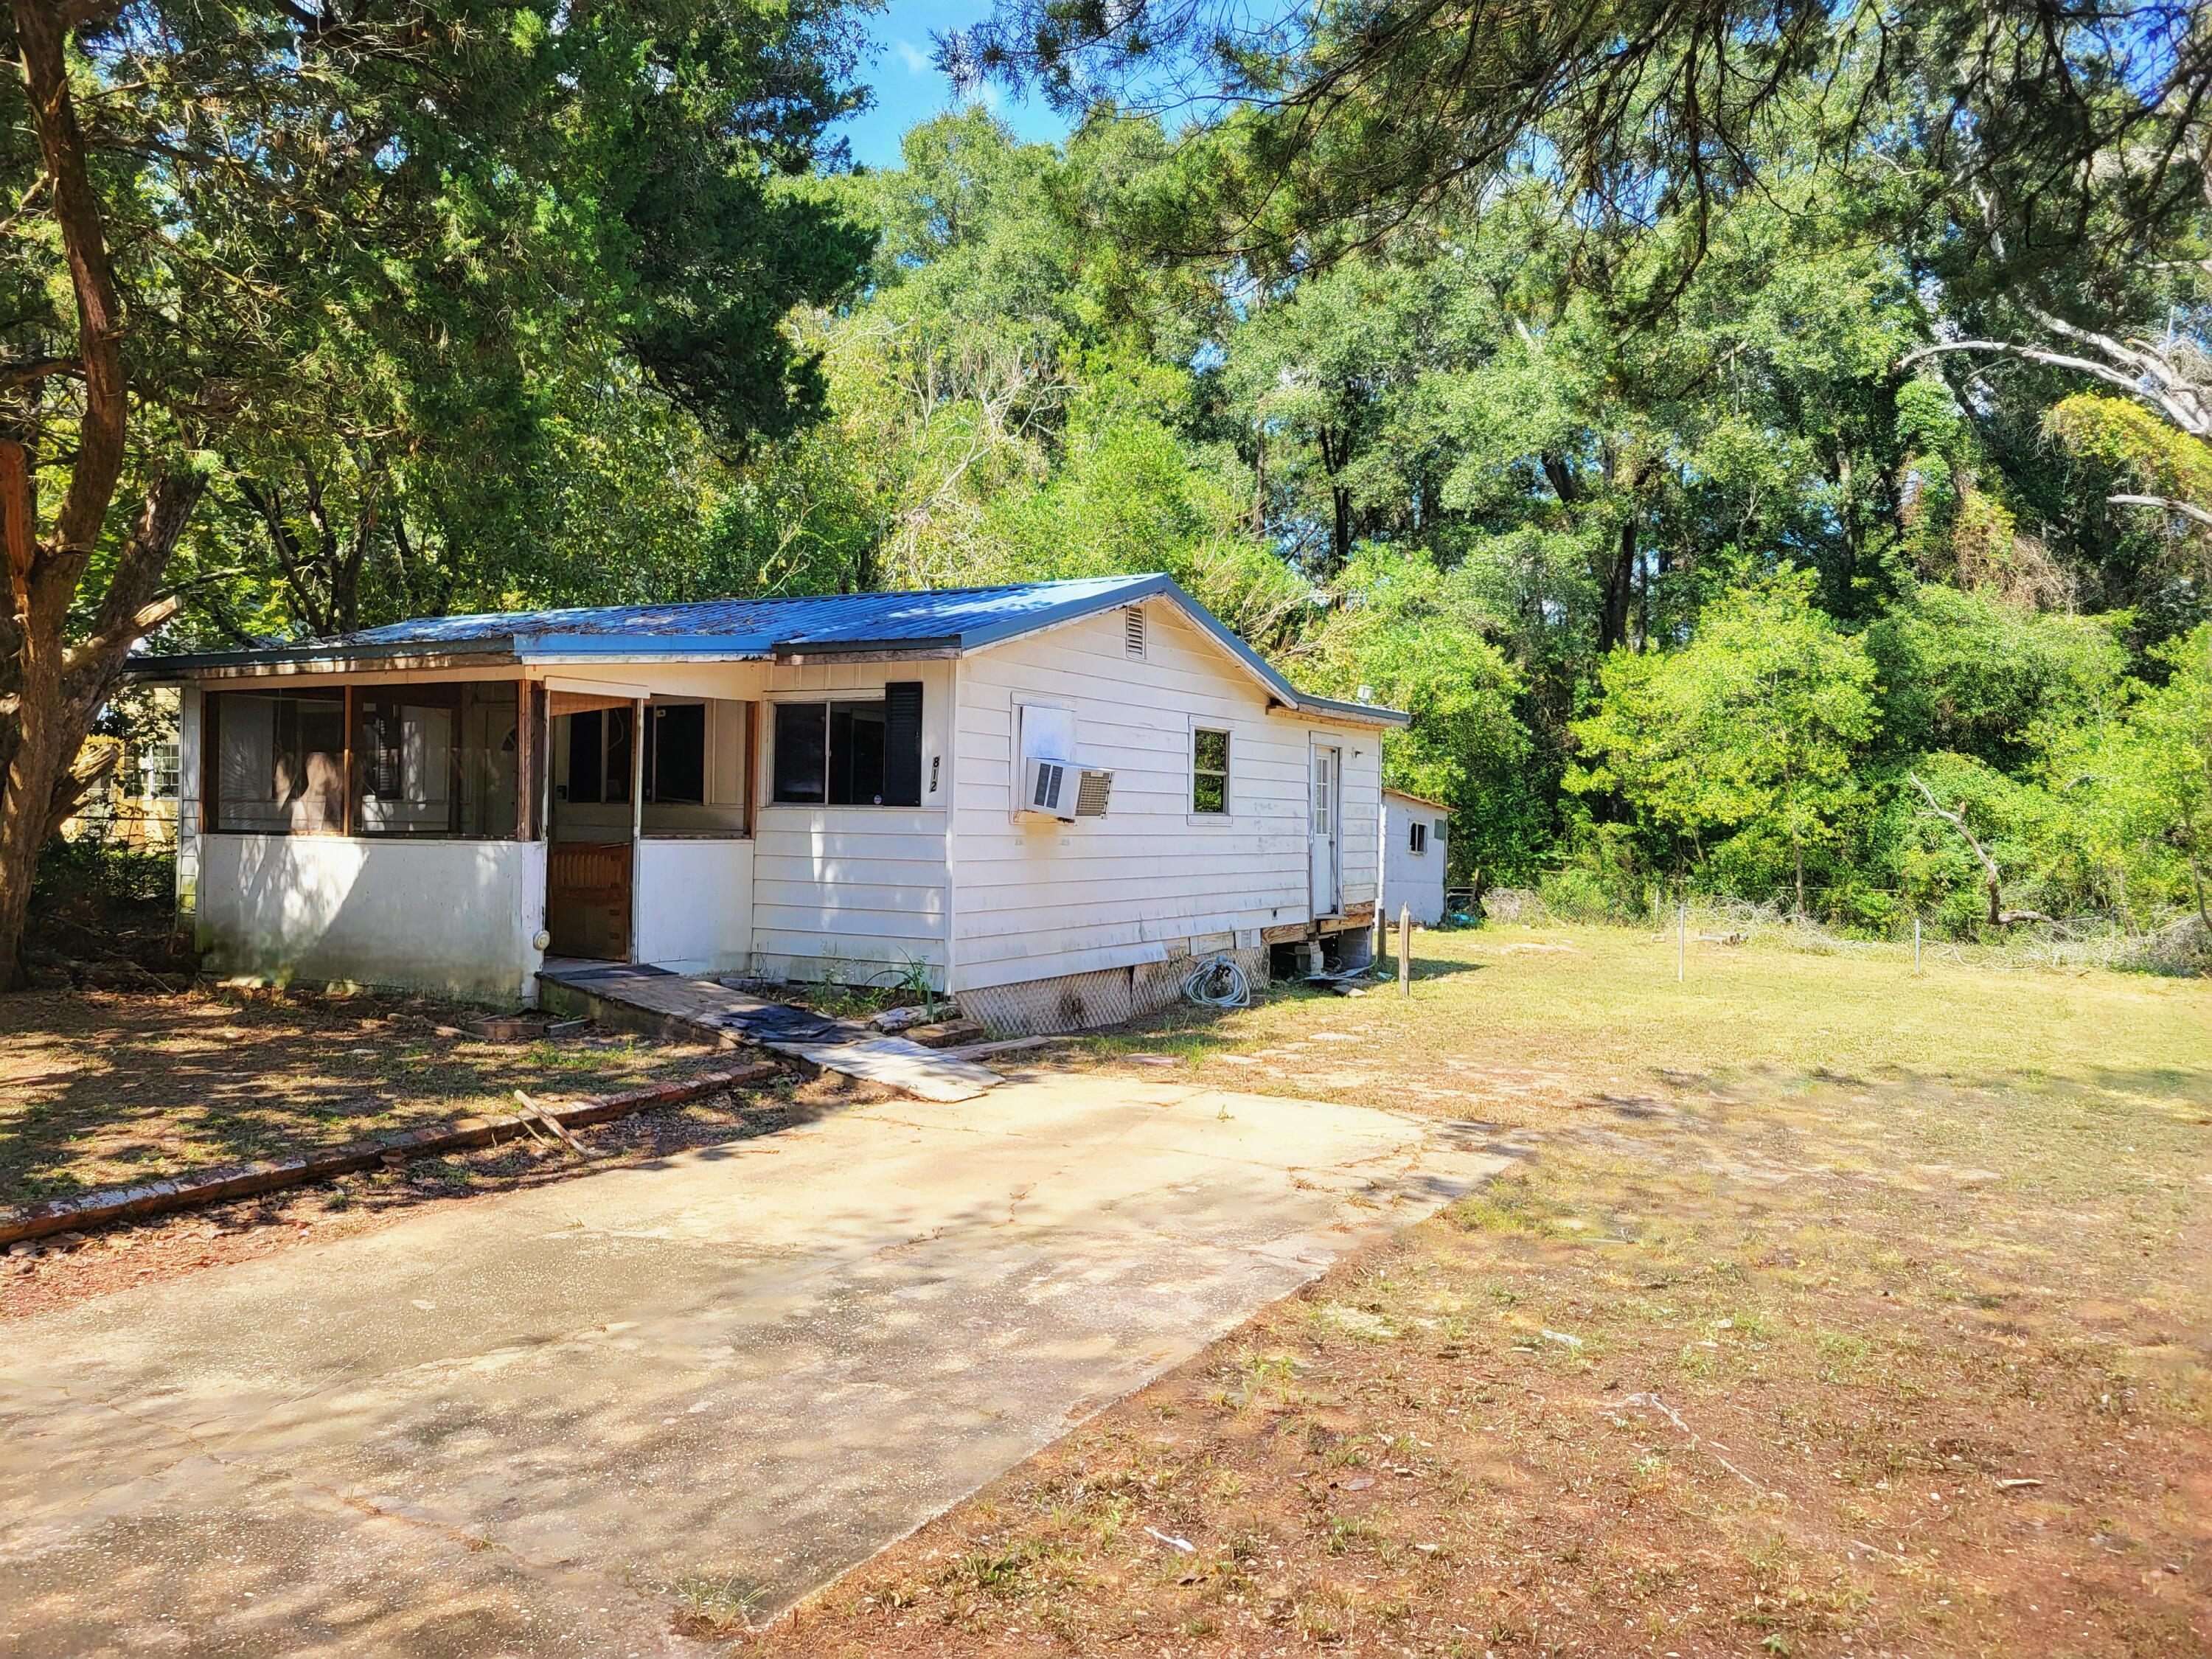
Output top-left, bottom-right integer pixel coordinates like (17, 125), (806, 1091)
(1310, 746), (1341, 917)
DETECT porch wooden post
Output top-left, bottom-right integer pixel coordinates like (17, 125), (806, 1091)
(742, 699), (759, 838)
(629, 697), (647, 961)
(630, 698), (647, 838)
(341, 685), (357, 837)
(447, 684), (462, 836)
(513, 676), (535, 841)
(199, 690), (220, 833)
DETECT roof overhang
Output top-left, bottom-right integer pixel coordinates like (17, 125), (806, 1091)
(1384, 787), (1454, 812)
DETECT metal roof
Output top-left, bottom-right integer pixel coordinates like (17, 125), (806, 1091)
(128, 574), (1408, 726)
(1384, 787), (1455, 813)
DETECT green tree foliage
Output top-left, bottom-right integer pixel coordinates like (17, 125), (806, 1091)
(1568, 575), (1880, 912)
(0, 0), (874, 978)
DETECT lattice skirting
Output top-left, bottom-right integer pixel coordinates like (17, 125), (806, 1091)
(964, 947), (1273, 1038)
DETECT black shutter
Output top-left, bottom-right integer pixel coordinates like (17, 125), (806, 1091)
(883, 681), (923, 807)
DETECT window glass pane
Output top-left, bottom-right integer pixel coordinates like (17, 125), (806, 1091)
(773, 702), (827, 803)
(1192, 727), (1229, 814)
(566, 710), (604, 805)
(650, 703), (706, 804)
(828, 700), (888, 805)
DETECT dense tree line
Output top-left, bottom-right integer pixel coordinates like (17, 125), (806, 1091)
(10, 0), (2211, 972)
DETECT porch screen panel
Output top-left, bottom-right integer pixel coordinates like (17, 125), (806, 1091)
(357, 693), (454, 835)
(358, 683), (518, 837)
(209, 689), (344, 833)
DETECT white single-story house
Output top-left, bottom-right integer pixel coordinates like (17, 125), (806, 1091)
(1382, 788), (1453, 928)
(131, 575), (1406, 1033)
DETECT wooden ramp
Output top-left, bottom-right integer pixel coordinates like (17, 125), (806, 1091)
(537, 961), (1004, 1103)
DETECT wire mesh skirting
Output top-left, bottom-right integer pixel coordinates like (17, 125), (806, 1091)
(964, 947), (1273, 1038)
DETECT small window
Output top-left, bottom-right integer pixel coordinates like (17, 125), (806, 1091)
(773, 683), (922, 807)
(1124, 605), (1146, 658)
(1433, 818), (1446, 846)
(1409, 820), (1427, 855)
(1192, 727), (1230, 815)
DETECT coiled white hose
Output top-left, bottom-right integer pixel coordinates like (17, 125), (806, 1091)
(1183, 953), (1250, 1008)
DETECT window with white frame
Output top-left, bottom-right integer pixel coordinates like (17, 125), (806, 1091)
(1409, 820), (1427, 855)
(1192, 726), (1230, 814)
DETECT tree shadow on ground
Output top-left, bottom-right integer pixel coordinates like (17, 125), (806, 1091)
(0, 987), (726, 1204)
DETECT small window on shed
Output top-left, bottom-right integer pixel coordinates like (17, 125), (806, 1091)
(1124, 605), (1146, 658)
(1409, 820), (1427, 855)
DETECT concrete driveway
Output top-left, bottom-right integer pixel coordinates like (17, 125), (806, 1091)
(0, 1071), (1506, 1658)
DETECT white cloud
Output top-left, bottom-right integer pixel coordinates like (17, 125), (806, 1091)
(894, 38), (931, 74)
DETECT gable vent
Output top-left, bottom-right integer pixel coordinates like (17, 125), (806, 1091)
(1124, 605), (1147, 658)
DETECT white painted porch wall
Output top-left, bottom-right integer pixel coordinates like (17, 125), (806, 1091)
(195, 832), (546, 1004)
(1382, 795), (1450, 927)
(633, 838), (755, 975)
(947, 602), (1384, 992)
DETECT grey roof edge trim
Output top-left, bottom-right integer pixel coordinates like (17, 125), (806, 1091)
(1289, 690), (1413, 727)
(770, 634), (962, 657)
(959, 572), (1409, 727)
(520, 633), (775, 660)
(122, 636), (524, 677)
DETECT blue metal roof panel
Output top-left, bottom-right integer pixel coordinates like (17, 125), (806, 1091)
(324, 575), (1159, 654)
(125, 572), (1408, 725)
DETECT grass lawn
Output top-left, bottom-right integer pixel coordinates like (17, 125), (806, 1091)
(752, 923), (2212, 1658)
(0, 987), (728, 1203)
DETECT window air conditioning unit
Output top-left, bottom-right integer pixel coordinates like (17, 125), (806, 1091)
(1022, 756), (1115, 821)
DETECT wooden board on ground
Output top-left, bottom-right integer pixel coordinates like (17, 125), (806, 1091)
(773, 1036), (1004, 1103)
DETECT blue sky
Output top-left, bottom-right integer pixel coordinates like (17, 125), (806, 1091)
(832, 0), (1072, 170)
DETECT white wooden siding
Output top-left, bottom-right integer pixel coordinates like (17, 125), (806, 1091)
(748, 658), (955, 984)
(948, 602), (1385, 992)
(1382, 793), (1450, 926)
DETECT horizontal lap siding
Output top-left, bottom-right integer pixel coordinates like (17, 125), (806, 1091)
(950, 604), (1377, 991)
(747, 659), (954, 981)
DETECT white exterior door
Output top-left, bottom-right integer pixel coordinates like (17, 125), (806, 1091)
(1310, 746), (1341, 917)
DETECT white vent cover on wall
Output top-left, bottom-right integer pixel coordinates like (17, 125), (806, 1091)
(1124, 605), (1146, 658)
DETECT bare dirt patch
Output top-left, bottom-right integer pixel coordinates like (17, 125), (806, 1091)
(745, 927), (2212, 1658)
(0, 985), (738, 1204)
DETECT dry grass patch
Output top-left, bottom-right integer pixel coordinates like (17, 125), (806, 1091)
(749, 925), (2211, 1658)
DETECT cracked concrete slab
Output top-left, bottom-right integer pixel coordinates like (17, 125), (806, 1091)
(0, 1072), (1506, 1658)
